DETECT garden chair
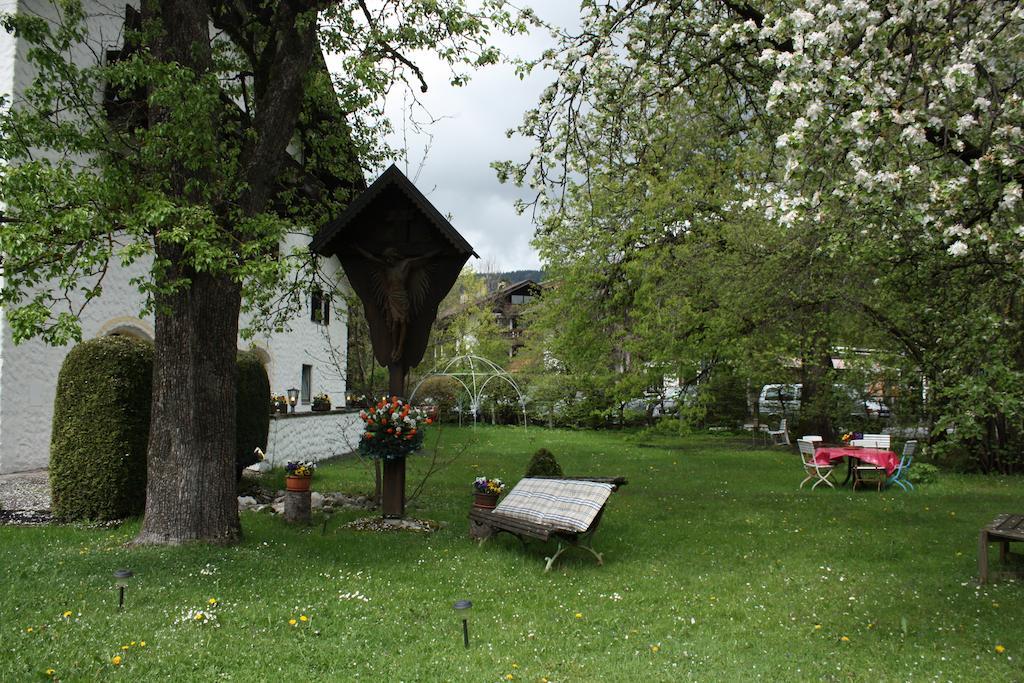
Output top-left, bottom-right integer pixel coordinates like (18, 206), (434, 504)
(887, 440), (917, 491)
(800, 435), (823, 444)
(797, 438), (834, 490)
(850, 433), (890, 449)
(768, 418), (790, 446)
(468, 476), (627, 572)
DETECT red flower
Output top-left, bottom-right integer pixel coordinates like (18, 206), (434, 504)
(387, 428), (394, 434)
(426, 418), (433, 425)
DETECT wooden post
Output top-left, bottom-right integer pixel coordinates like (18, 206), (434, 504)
(284, 490), (311, 524)
(381, 363), (407, 519)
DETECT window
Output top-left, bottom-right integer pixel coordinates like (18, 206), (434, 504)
(301, 365), (312, 404)
(509, 294), (534, 305)
(311, 288), (330, 325)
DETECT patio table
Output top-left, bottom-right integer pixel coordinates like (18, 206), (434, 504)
(814, 445), (899, 486)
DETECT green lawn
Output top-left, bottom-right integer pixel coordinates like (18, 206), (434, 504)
(1, 427), (1021, 681)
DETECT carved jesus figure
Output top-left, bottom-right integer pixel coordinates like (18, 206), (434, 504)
(354, 245), (441, 363)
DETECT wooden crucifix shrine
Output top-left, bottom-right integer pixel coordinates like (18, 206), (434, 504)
(311, 165), (477, 518)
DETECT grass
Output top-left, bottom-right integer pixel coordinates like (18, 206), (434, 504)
(1, 426), (1021, 681)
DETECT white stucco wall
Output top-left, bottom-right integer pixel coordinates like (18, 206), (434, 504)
(264, 410), (363, 467)
(0, 2), (354, 473)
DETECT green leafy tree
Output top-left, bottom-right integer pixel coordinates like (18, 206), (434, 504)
(0, 0), (527, 543)
(499, 1), (1024, 463)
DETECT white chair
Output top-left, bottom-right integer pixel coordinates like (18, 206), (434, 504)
(798, 438), (834, 489)
(801, 435), (823, 444)
(768, 418), (790, 446)
(850, 433), (890, 449)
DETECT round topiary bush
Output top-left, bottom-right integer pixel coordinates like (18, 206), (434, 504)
(50, 336), (153, 521)
(525, 448), (563, 478)
(235, 350), (271, 480)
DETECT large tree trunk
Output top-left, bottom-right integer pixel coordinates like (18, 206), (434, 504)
(135, 265), (243, 545)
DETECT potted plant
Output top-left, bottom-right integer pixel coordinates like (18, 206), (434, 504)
(472, 477), (505, 509)
(312, 392), (332, 412)
(357, 396), (431, 460)
(271, 394), (289, 414)
(284, 460), (317, 492)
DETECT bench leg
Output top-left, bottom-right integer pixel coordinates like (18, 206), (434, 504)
(999, 541), (1009, 563)
(979, 529), (990, 585)
(544, 543), (568, 573)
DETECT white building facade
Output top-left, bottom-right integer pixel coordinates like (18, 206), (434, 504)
(0, 1), (361, 473)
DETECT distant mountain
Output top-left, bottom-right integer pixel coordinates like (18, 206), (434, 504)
(484, 270), (545, 292)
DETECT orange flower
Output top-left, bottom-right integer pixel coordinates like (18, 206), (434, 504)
(426, 418), (433, 425)
(387, 428), (394, 434)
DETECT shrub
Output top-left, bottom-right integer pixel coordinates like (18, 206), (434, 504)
(235, 351), (270, 480)
(525, 448), (563, 478)
(413, 375), (461, 423)
(910, 462), (940, 485)
(50, 336), (153, 521)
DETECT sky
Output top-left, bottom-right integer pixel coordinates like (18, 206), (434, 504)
(369, 4), (581, 273)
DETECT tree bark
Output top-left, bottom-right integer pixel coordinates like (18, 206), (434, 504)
(135, 266), (243, 545)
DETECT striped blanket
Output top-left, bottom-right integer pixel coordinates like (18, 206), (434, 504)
(493, 478), (613, 533)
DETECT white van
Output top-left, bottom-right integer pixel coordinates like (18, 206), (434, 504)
(758, 384), (890, 418)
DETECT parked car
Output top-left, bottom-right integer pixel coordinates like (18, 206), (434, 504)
(758, 383), (890, 418)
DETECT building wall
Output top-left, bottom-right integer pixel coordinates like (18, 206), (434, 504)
(0, 2), (353, 473)
(264, 410), (363, 467)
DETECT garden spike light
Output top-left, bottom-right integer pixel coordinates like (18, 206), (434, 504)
(453, 599), (472, 648)
(113, 568), (134, 610)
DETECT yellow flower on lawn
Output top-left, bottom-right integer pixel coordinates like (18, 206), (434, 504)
(300, 615), (308, 622)
(112, 656), (122, 666)
(995, 644), (1006, 654)
(140, 641), (146, 647)
(25, 627), (33, 633)
(62, 611), (72, 618)
(505, 675), (514, 681)
(650, 645), (661, 653)
(194, 613), (204, 621)
(208, 598), (218, 605)
(121, 645), (130, 651)
(289, 618), (297, 626)
(814, 624), (821, 630)
(574, 613), (583, 619)
(840, 636), (850, 642)
(45, 669), (55, 677)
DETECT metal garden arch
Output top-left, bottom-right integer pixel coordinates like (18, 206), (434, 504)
(409, 354), (527, 428)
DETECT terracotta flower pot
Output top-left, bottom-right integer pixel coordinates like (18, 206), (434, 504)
(473, 492), (499, 510)
(286, 475), (312, 492)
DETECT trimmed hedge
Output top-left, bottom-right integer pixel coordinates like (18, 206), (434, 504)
(50, 336), (153, 521)
(525, 448), (563, 478)
(235, 350), (270, 479)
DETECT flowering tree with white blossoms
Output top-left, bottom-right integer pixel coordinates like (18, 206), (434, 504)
(499, 1), (1024, 468)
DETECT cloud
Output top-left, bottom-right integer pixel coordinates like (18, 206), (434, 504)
(325, 3), (580, 271)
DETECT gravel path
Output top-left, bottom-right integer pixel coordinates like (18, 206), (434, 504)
(0, 469), (51, 510)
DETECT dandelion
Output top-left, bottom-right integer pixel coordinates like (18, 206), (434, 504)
(121, 645), (130, 651)
(505, 675), (514, 681)
(112, 655), (122, 666)
(194, 613), (204, 621)
(814, 624), (822, 630)
(208, 598), (218, 605)
(995, 645), (1006, 653)
(45, 669), (55, 677)
(651, 644), (661, 653)
(840, 636), (850, 642)
(300, 615), (308, 622)
(140, 641), (146, 648)
(574, 612), (583, 619)
(289, 618), (297, 626)
(62, 611), (72, 618)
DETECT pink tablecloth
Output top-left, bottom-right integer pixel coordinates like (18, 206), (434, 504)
(815, 446), (899, 475)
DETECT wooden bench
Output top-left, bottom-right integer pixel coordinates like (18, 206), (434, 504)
(469, 476), (627, 572)
(978, 514), (1024, 584)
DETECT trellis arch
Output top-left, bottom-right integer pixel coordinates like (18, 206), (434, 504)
(409, 354), (527, 428)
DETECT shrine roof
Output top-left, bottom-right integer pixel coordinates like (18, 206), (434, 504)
(310, 164), (478, 257)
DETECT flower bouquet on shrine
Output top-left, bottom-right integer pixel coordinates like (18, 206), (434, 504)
(841, 432), (863, 444)
(357, 396), (431, 460)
